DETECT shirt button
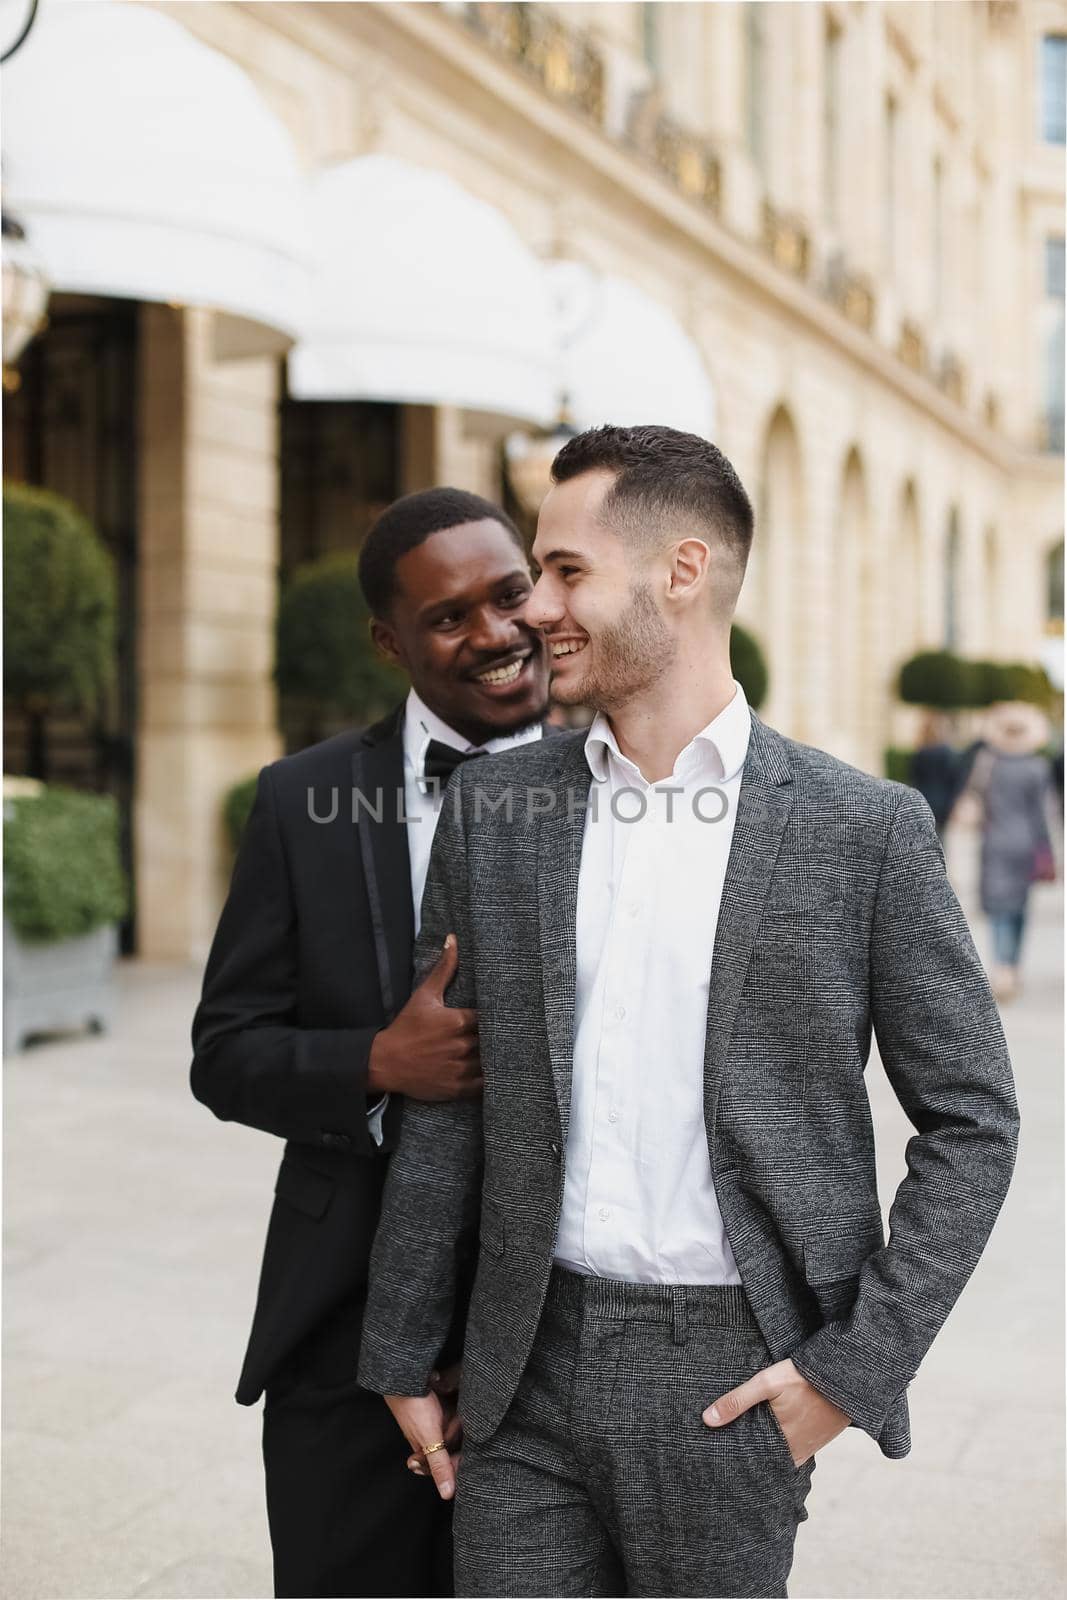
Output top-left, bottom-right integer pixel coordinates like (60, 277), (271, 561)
(598, 1206), (611, 1222)
(608, 1109), (619, 1124)
(615, 1005), (626, 1021)
(627, 901), (639, 917)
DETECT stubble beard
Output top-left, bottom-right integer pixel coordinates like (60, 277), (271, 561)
(555, 581), (676, 711)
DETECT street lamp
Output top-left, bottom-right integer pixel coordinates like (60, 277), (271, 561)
(2, 212), (49, 388)
(504, 403), (578, 519)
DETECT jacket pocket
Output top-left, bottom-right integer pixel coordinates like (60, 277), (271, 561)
(274, 1157), (335, 1220)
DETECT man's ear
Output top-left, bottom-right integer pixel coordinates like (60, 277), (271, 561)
(370, 616), (405, 668)
(666, 537), (711, 601)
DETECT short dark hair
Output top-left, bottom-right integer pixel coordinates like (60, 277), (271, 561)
(550, 424), (754, 571)
(358, 488), (524, 618)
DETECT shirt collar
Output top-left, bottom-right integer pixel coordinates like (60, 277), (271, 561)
(403, 687), (542, 777)
(584, 680), (751, 785)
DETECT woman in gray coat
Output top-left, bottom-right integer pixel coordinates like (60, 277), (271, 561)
(968, 704), (1057, 1002)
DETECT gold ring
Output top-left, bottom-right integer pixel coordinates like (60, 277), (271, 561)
(423, 1440), (446, 1455)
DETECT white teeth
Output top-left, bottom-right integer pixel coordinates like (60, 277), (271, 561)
(551, 641), (586, 657)
(476, 658), (524, 686)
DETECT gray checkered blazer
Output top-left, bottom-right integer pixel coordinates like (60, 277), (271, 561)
(358, 714), (1018, 1459)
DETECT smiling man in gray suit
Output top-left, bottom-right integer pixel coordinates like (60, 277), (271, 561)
(358, 425), (1019, 1598)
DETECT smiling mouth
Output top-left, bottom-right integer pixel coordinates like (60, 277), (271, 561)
(549, 639), (588, 658)
(472, 651), (532, 687)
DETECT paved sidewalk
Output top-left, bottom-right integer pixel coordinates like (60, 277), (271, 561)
(2, 845), (1062, 1599)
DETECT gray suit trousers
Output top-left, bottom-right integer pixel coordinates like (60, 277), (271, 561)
(454, 1269), (814, 1599)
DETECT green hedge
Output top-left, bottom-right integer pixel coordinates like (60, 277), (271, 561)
(898, 649), (1055, 710)
(4, 786), (128, 943)
(224, 774), (259, 853)
(3, 483), (117, 715)
(276, 554), (404, 720)
(730, 623), (769, 711)
(884, 747), (915, 785)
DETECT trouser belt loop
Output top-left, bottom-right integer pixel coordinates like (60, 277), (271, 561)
(670, 1287), (688, 1346)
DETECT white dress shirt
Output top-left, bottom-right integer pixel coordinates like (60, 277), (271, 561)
(553, 681), (751, 1284)
(401, 687), (542, 932)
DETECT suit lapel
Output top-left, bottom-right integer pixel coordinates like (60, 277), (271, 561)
(352, 706), (414, 1020)
(703, 713), (794, 1133)
(537, 734), (591, 1142)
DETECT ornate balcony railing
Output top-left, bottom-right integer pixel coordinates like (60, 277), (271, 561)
(935, 349), (967, 407)
(822, 252), (876, 333)
(760, 202), (810, 280)
(461, 3), (605, 124)
(896, 319), (926, 374)
(624, 91), (721, 213)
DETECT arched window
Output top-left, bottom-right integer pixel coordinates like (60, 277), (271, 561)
(745, 3), (766, 174)
(943, 510), (961, 649)
(1047, 538), (1065, 627)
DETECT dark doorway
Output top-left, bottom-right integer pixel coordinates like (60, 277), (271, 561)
(4, 294), (139, 952)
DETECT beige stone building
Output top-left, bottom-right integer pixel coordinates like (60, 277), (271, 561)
(2, 0), (1063, 959)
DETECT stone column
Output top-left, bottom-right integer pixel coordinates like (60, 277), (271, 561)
(136, 304), (282, 961)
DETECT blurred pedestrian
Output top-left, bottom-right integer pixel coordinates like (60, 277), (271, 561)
(959, 702), (1057, 1003)
(909, 712), (961, 834)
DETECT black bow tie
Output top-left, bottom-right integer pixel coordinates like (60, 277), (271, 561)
(422, 740), (487, 786)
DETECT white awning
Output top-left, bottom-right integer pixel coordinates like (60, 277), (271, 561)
(550, 262), (717, 437)
(2, 1), (310, 351)
(288, 156), (557, 425)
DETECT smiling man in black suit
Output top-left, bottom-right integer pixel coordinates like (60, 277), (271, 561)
(191, 487), (550, 1599)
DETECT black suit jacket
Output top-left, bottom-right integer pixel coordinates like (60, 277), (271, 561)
(192, 706), (416, 1405)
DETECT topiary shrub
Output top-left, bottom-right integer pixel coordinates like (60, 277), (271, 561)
(275, 554), (405, 732)
(3, 484), (117, 778)
(898, 650), (983, 709)
(224, 773), (259, 853)
(4, 786), (128, 943)
(884, 747), (915, 785)
(730, 623), (769, 711)
(900, 649), (1056, 711)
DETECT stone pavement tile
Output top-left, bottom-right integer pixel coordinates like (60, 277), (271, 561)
(3, 1246), (263, 1380)
(2, 1356), (162, 1439)
(2, 1426), (175, 1544)
(794, 1547), (1064, 1600)
(0, 1454), (271, 1600)
(955, 1401), (1067, 1484)
(791, 1454), (1064, 1599)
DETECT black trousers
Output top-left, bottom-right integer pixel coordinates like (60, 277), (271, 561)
(263, 1294), (454, 1599)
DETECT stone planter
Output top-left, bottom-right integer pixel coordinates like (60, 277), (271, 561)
(3, 919), (118, 1054)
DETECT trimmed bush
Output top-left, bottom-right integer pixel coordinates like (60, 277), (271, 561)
(3, 483), (117, 718)
(884, 747), (915, 785)
(4, 786), (128, 943)
(276, 554), (405, 721)
(898, 650), (981, 709)
(730, 623), (769, 711)
(224, 773), (259, 853)
(899, 649), (1056, 711)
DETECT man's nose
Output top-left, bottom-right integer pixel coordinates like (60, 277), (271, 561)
(467, 605), (521, 652)
(523, 574), (561, 631)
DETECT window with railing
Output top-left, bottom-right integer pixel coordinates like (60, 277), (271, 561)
(884, 94), (898, 277)
(745, 2), (766, 174)
(823, 20), (842, 228)
(1041, 235), (1065, 452)
(1040, 33), (1067, 144)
